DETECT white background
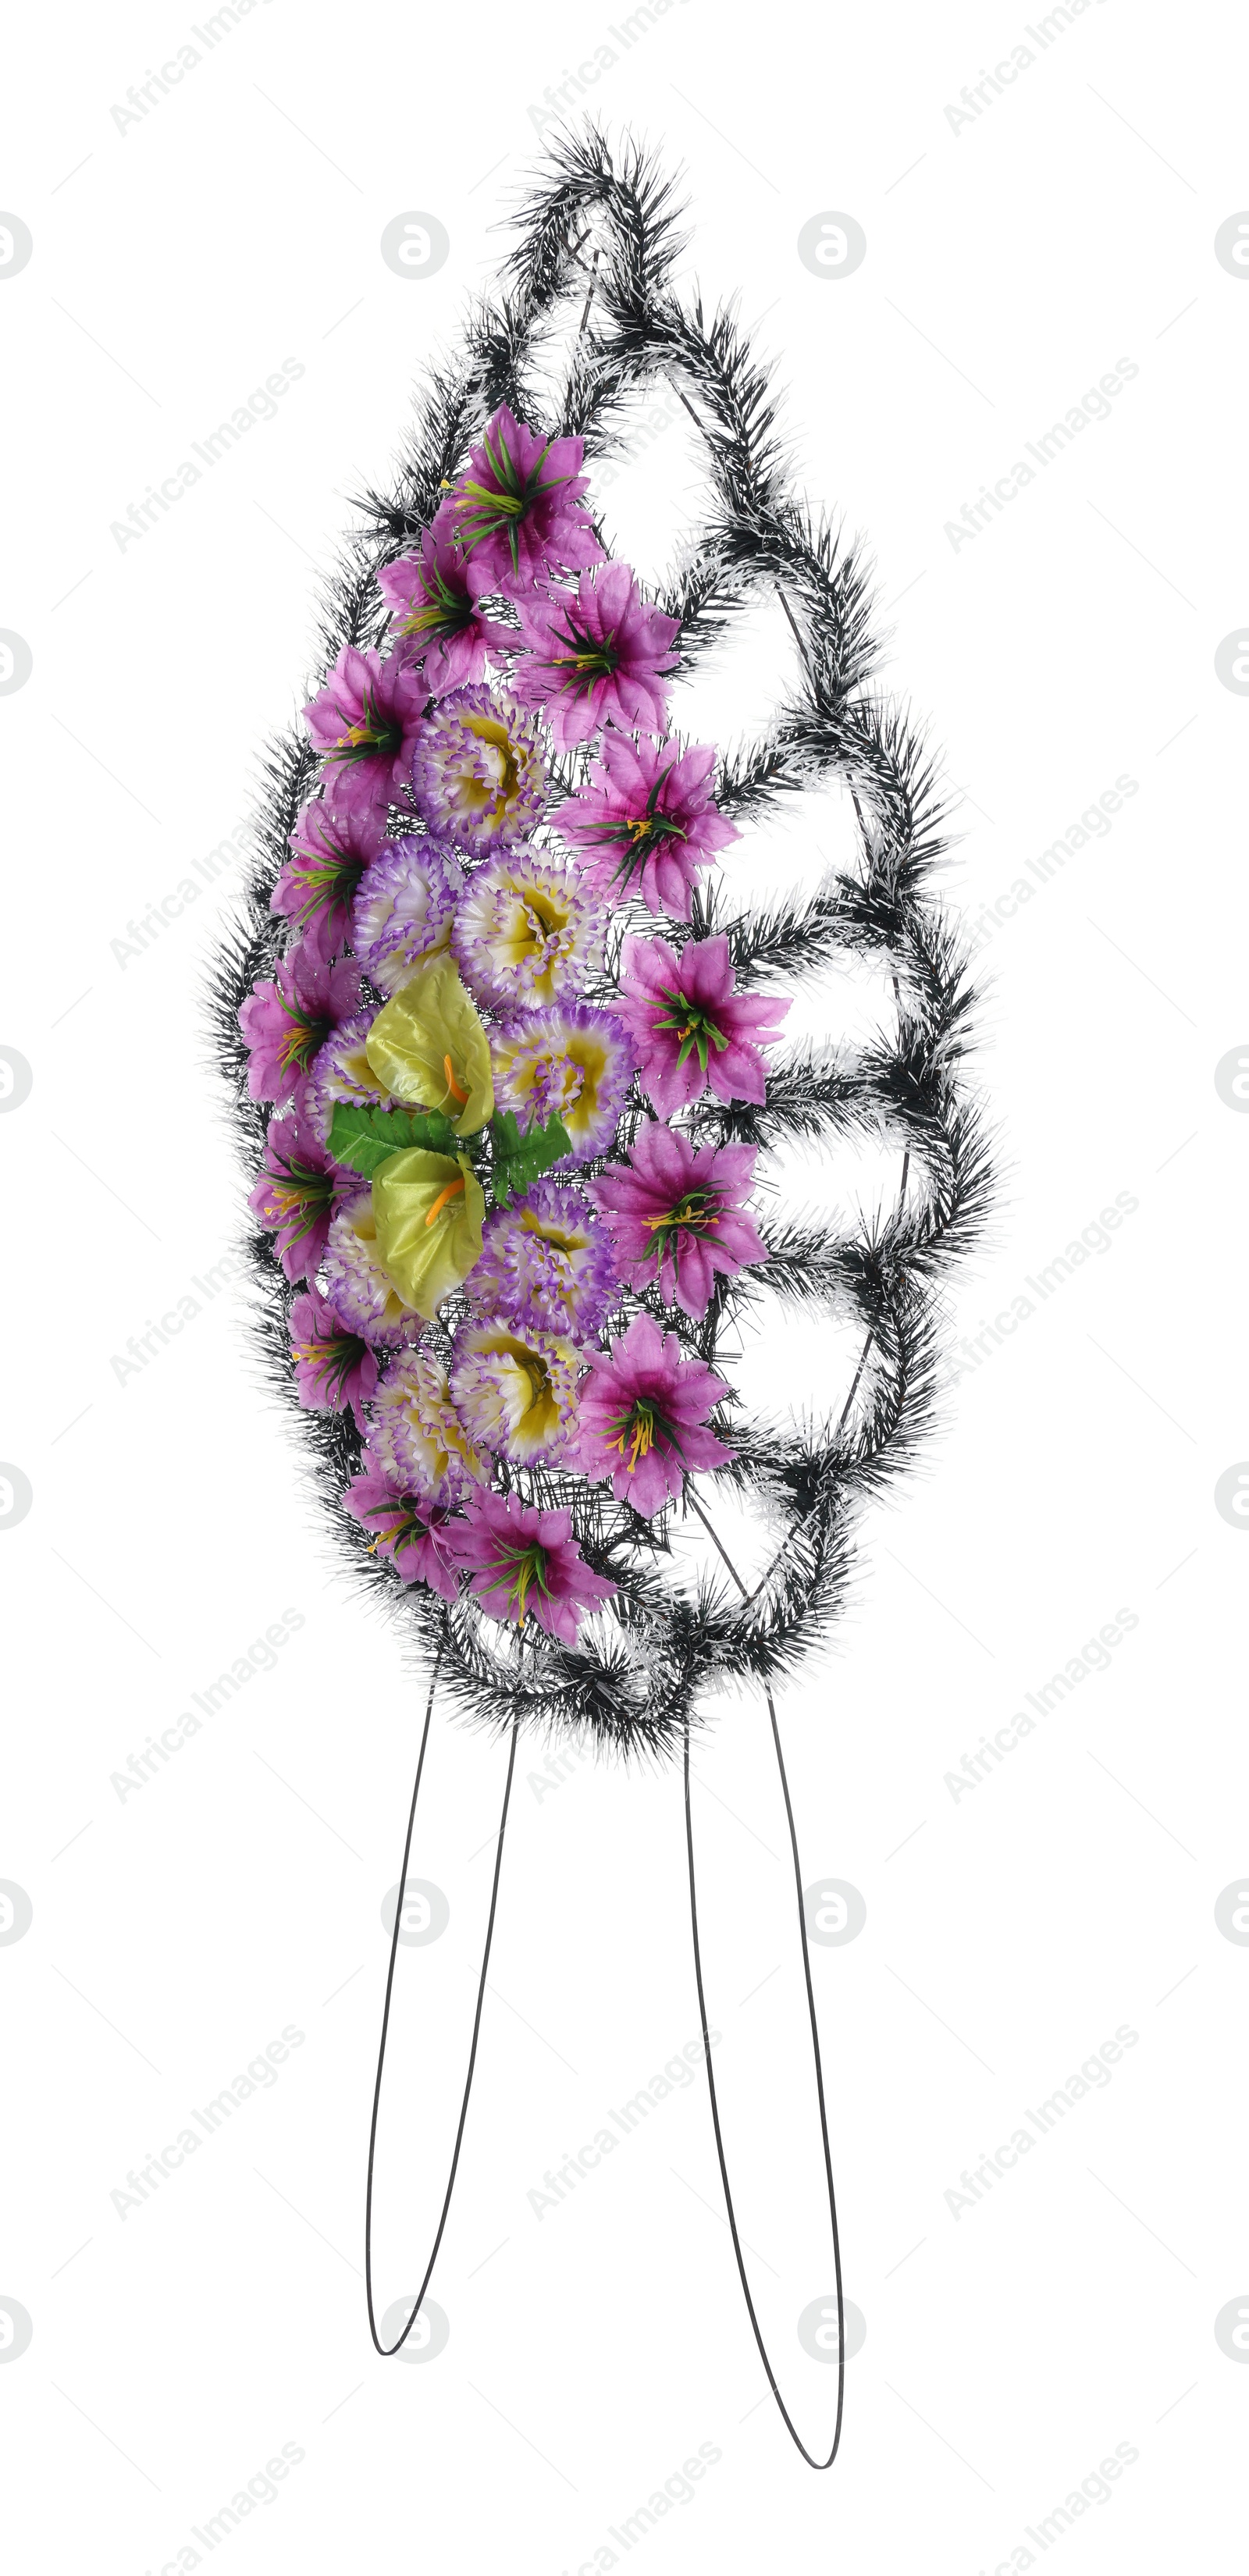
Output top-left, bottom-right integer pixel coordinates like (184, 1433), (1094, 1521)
(2, 2), (1247, 2569)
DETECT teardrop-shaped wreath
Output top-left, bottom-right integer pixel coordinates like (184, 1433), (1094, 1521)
(212, 134), (990, 1764)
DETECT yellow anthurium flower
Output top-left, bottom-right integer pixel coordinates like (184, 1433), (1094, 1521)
(372, 1148), (486, 1322)
(364, 953), (494, 1136)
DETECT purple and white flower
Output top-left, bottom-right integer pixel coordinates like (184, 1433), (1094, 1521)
(489, 1004), (635, 1160)
(351, 836), (463, 995)
(469, 1180), (619, 1343)
(364, 1350), (485, 1503)
(408, 684), (546, 853)
(451, 849), (600, 1016)
(321, 1191), (422, 1348)
(449, 1325), (582, 1468)
(301, 1009), (402, 1147)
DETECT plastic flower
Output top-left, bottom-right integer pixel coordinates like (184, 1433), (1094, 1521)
(301, 646), (425, 817)
(364, 953), (494, 1135)
(371, 1150), (486, 1322)
(248, 1103), (345, 1282)
(322, 1191), (424, 1347)
(576, 1311), (732, 1516)
(377, 515), (512, 690)
(451, 850), (601, 1016)
(552, 731), (738, 919)
(289, 1286), (378, 1427)
(239, 941), (361, 1105)
(352, 836), (463, 995)
(590, 1125), (768, 1319)
(512, 564), (679, 749)
(364, 1350), (485, 1503)
(616, 933), (789, 1116)
(272, 799), (386, 958)
(470, 1180), (619, 1342)
(444, 404), (604, 598)
(301, 1009), (401, 1146)
(449, 1325), (581, 1466)
(342, 1469), (462, 1599)
(490, 1004), (635, 1159)
(446, 1489), (616, 1643)
(408, 685), (546, 852)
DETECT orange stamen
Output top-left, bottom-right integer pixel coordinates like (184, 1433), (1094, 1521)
(424, 1177), (466, 1228)
(443, 1053), (468, 1105)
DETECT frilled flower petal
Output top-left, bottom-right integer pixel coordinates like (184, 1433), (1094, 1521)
(408, 684), (546, 853)
(352, 836), (462, 995)
(489, 1003), (635, 1160)
(322, 1192), (425, 1347)
(371, 1150), (486, 1322)
(469, 1179), (619, 1342)
(451, 850), (601, 1016)
(364, 953), (495, 1135)
(301, 1009), (404, 1148)
(364, 1350), (486, 1504)
(449, 1325), (581, 1466)
(444, 1488), (615, 1642)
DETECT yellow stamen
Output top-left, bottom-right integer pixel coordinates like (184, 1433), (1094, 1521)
(627, 1418), (652, 1471)
(424, 1177), (466, 1228)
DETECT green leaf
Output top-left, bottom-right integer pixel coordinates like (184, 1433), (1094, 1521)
(327, 1100), (457, 1179)
(489, 1110), (573, 1207)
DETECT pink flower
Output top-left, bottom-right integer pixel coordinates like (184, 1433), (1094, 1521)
(552, 731), (737, 919)
(446, 1489), (616, 1644)
(615, 933), (789, 1117)
(271, 799), (386, 960)
(444, 404), (604, 600)
(589, 1124), (768, 1319)
(289, 1286), (379, 1427)
(343, 1469), (461, 1599)
(576, 1311), (733, 1517)
(248, 1101), (347, 1282)
(377, 515), (513, 690)
(301, 646), (425, 817)
(239, 941), (362, 1105)
(511, 564), (679, 749)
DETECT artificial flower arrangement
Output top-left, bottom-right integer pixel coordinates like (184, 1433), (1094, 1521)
(217, 133), (990, 2460)
(239, 404), (788, 1653)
